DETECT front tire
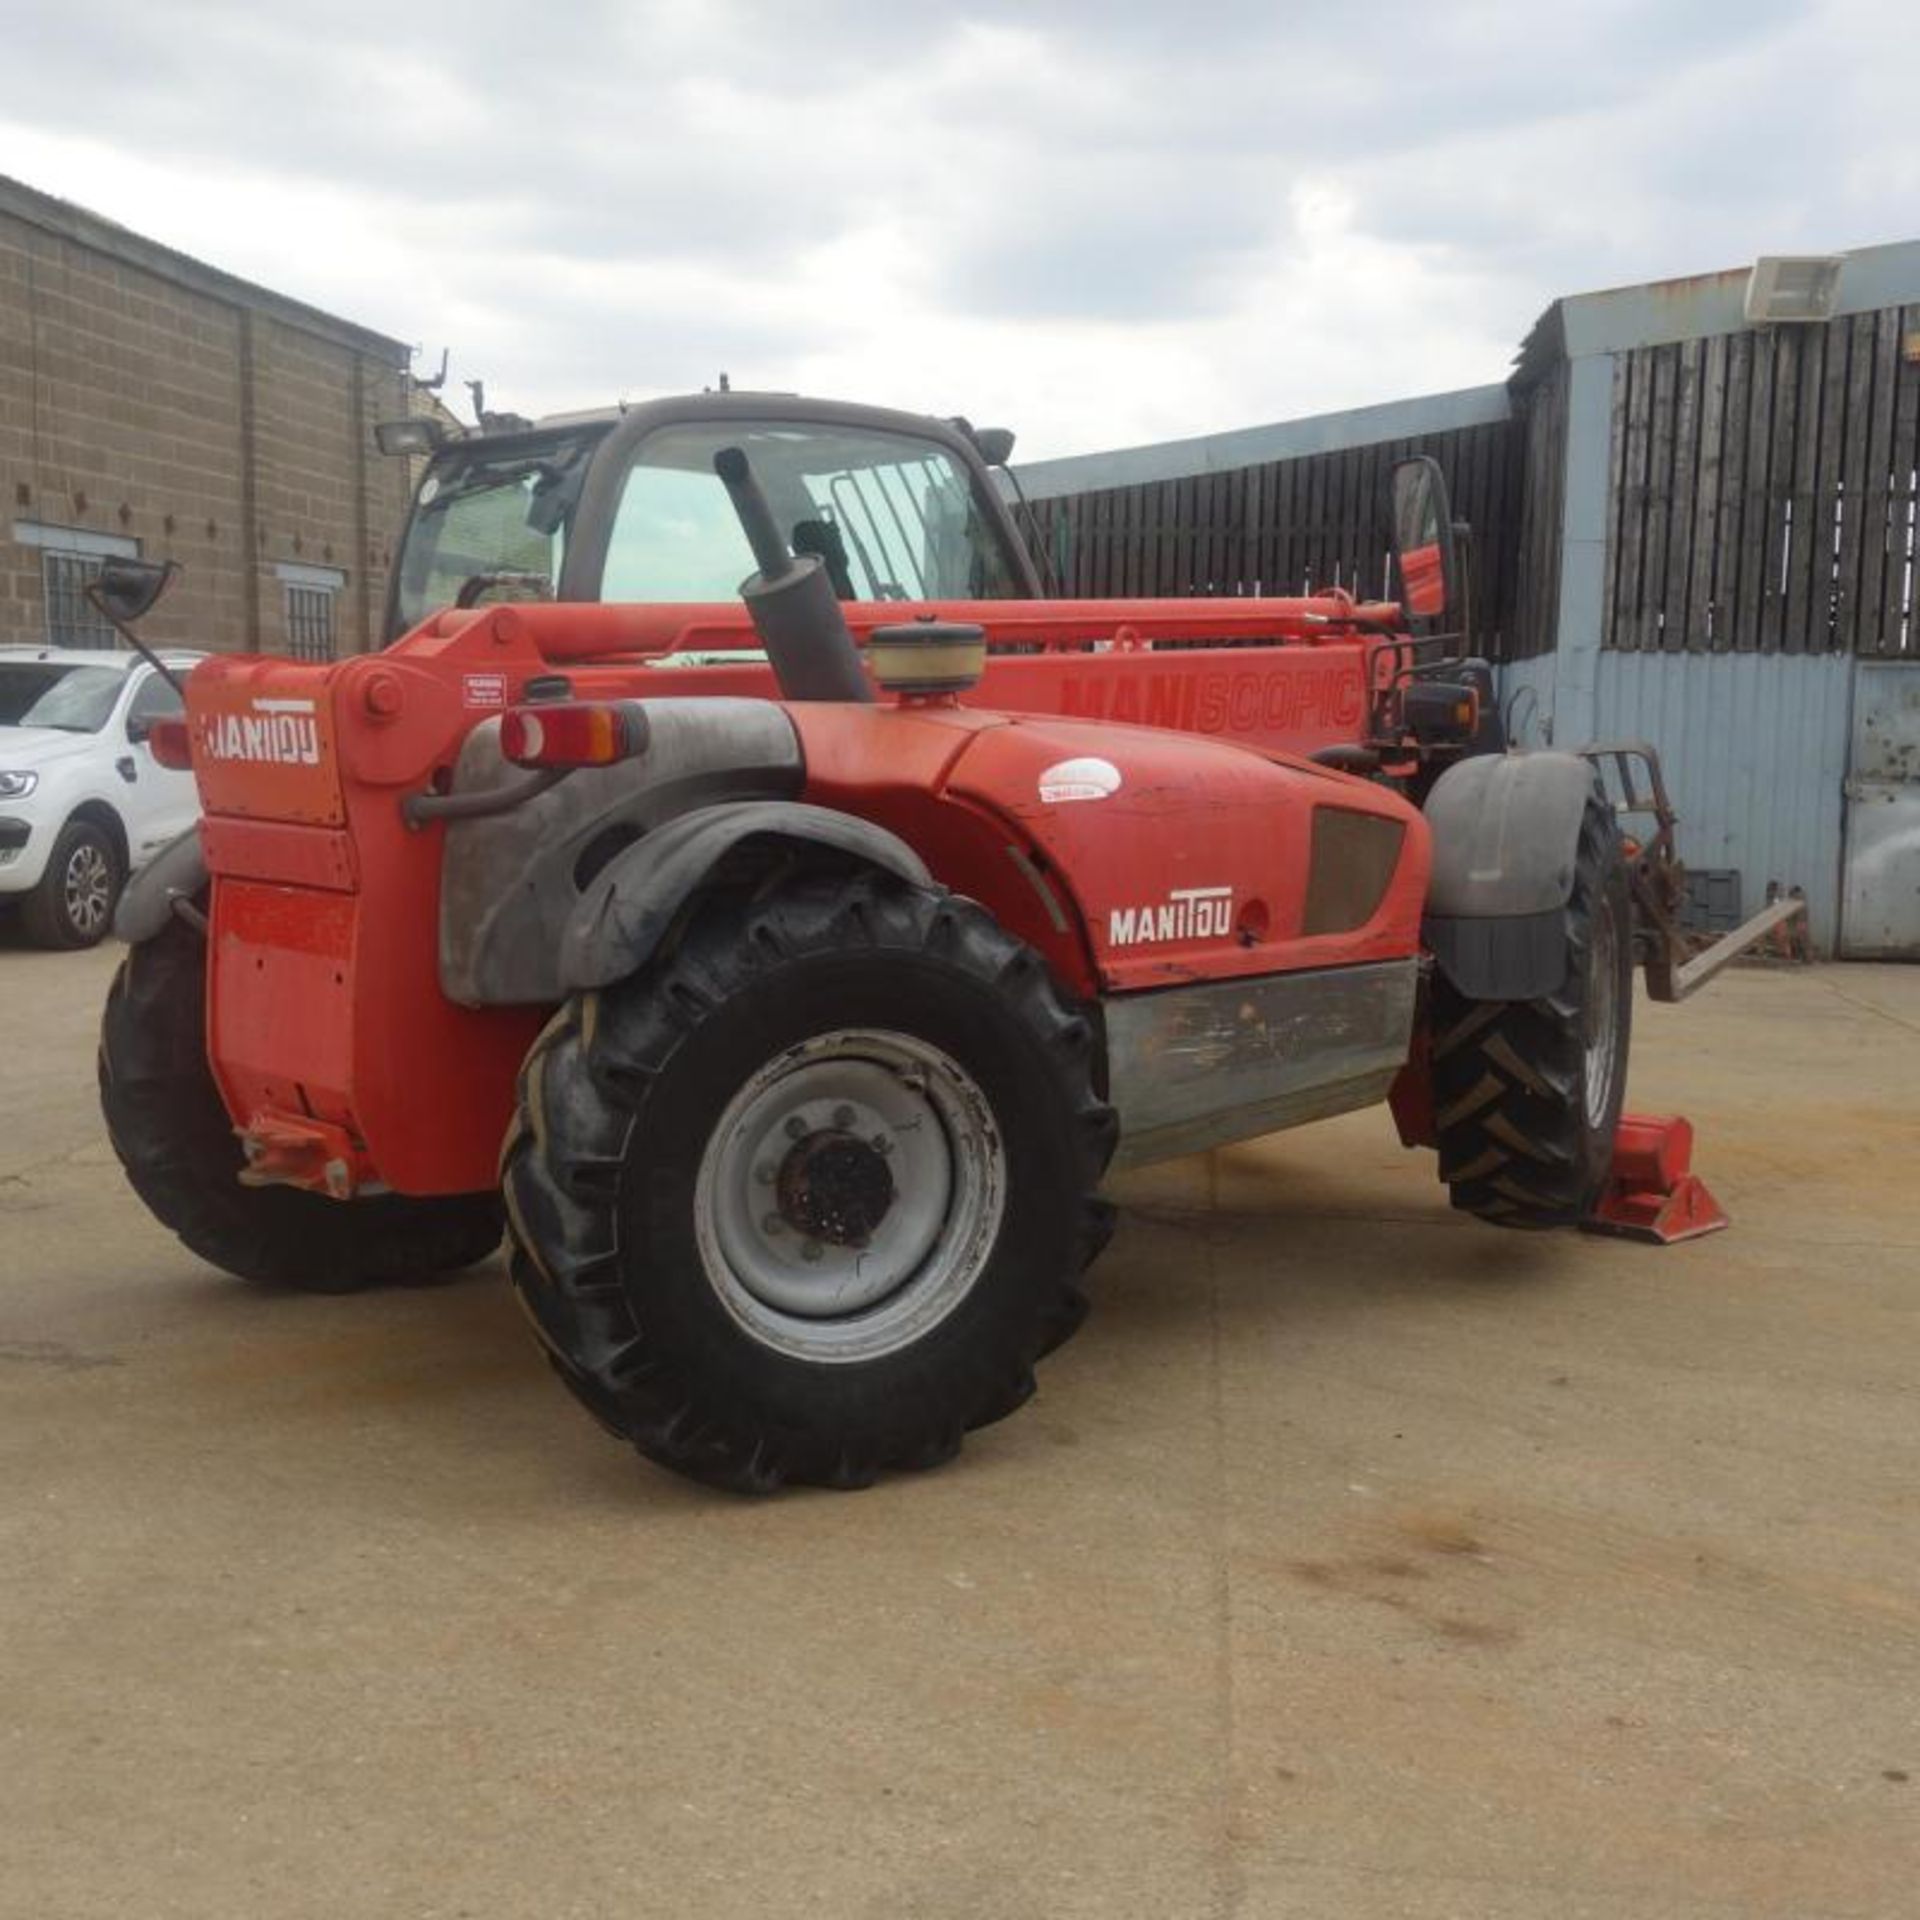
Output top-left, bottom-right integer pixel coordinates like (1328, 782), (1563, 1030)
(1431, 790), (1633, 1227)
(99, 914), (504, 1290)
(501, 872), (1116, 1493)
(23, 817), (121, 949)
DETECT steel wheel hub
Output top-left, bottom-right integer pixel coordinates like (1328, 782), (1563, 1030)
(694, 1030), (1005, 1363)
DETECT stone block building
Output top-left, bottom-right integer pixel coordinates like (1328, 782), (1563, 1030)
(1, 175), (413, 659)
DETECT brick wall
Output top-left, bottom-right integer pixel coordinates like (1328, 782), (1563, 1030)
(0, 181), (412, 657)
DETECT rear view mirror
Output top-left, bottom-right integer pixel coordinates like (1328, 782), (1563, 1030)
(88, 557), (178, 626)
(1389, 456), (1456, 621)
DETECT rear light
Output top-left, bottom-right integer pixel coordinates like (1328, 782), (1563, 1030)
(147, 717), (194, 770)
(499, 700), (650, 769)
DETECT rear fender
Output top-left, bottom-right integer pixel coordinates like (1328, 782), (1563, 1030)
(1422, 751), (1600, 1000)
(560, 803), (933, 991)
(112, 826), (207, 944)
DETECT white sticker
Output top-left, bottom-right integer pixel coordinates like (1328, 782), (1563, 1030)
(463, 673), (508, 709)
(1038, 756), (1122, 804)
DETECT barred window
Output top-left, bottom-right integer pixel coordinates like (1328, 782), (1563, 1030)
(43, 551), (118, 649)
(284, 583), (337, 661)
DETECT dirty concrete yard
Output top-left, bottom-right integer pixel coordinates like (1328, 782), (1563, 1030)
(3, 936), (1917, 1920)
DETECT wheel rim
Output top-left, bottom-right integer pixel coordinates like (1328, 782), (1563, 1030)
(693, 1029), (1006, 1364)
(1583, 896), (1623, 1131)
(64, 842), (112, 937)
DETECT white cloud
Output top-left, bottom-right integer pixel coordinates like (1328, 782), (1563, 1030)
(0, 0), (1910, 459)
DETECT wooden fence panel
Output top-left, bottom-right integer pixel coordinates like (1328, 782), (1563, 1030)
(1708, 330), (1752, 652)
(1605, 302), (1917, 655)
(1878, 305), (1920, 656)
(1516, 363), (1569, 662)
(1018, 404), (1554, 656)
(1736, 329), (1780, 654)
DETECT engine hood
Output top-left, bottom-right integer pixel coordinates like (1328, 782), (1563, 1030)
(0, 726), (99, 771)
(943, 713), (1429, 991)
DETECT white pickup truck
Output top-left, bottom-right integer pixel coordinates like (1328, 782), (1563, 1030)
(0, 647), (204, 948)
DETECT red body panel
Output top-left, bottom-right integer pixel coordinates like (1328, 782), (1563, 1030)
(186, 594), (1431, 1196)
(197, 645), (548, 1194)
(418, 595), (1394, 761)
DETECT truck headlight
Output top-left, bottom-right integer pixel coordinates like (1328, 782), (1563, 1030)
(0, 771), (37, 799)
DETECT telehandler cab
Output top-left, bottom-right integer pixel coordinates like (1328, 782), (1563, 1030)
(100, 391), (1758, 1492)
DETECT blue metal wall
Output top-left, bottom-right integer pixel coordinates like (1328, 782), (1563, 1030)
(1501, 647), (1854, 951)
(1500, 649), (1852, 949)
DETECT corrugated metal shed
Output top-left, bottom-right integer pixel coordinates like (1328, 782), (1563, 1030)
(1501, 650), (1852, 949)
(1502, 238), (1920, 955)
(1595, 653), (1853, 948)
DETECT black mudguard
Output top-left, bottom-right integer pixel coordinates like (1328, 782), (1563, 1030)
(1421, 751), (1602, 1001)
(559, 802), (933, 991)
(111, 826), (207, 944)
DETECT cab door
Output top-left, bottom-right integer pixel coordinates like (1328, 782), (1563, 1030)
(120, 669), (199, 864)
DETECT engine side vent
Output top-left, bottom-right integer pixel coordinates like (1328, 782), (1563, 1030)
(1303, 808), (1405, 936)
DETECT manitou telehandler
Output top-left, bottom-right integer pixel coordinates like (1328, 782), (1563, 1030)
(97, 391), (1770, 1492)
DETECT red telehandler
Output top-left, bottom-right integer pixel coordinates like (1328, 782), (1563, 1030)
(97, 393), (1769, 1491)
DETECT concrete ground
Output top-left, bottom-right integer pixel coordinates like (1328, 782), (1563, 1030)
(3, 934), (1917, 1920)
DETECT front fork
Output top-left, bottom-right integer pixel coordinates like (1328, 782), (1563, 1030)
(1579, 741), (1808, 1002)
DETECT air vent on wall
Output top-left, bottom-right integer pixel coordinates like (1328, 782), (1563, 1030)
(1744, 255), (1844, 325)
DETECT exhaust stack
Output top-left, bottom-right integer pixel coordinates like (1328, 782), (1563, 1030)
(713, 447), (872, 703)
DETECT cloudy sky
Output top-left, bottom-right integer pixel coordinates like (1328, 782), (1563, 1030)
(2, 0), (1911, 458)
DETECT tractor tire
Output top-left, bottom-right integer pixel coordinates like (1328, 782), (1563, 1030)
(22, 816), (122, 949)
(1431, 790), (1633, 1228)
(501, 871), (1116, 1494)
(99, 913), (503, 1291)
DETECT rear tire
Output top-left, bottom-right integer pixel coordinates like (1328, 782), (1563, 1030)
(99, 914), (503, 1290)
(23, 817), (121, 949)
(1431, 790), (1632, 1228)
(501, 871), (1116, 1493)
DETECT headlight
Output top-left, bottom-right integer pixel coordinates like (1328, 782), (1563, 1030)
(0, 771), (37, 799)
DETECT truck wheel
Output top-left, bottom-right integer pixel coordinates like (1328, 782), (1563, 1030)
(1431, 792), (1632, 1228)
(22, 817), (122, 949)
(99, 914), (503, 1291)
(501, 871), (1116, 1493)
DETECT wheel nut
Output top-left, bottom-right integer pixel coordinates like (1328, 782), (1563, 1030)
(832, 1104), (857, 1130)
(801, 1240), (824, 1263)
(761, 1213), (787, 1236)
(784, 1115), (810, 1141)
(871, 1133), (892, 1155)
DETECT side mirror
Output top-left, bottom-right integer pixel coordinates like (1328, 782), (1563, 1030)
(88, 557), (177, 626)
(1389, 456), (1457, 621)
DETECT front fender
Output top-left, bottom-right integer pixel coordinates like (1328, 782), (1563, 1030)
(1422, 751), (1600, 1000)
(112, 825), (206, 944)
(559, 802), (934, 991)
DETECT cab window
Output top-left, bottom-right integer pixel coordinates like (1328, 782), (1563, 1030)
(602, 422), (1016, 604)
(127, 671), (183, 733)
